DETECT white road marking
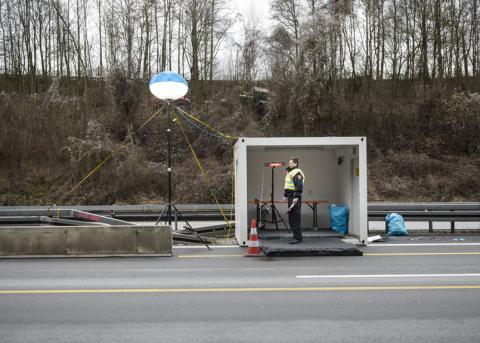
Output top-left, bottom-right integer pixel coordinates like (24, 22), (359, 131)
(296, 273), (480, 279)
(370, 243), (480, 246)
(173, 245), (239, 249)
(172, 243), (480, 248)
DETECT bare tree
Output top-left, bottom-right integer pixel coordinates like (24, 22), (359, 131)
(161, 0), (172, 70)
(0, 0), (479, 95)
(472, 0), (479, 76)
(271, 0), (303, 63)
(97, 0), (103, 76)
(238, 13), (261, 84)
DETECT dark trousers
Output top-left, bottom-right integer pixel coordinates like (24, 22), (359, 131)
(287, 196), (302, 241)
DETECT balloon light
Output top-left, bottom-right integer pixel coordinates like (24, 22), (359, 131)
(149, 71), (192, 230)
(149, 71), (188, 100)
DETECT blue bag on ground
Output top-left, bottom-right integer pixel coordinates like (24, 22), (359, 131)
(329, 204), (349, 235)
(385, 213), (408, 236)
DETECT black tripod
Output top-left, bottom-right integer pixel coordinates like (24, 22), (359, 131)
(261, 165), (289, 231)
(154, 102), (210, 249)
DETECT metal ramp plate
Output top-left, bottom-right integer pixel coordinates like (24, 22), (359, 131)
(260, 236), (363, 257)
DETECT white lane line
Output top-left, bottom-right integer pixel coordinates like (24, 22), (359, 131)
(296, 273), (480, 279)
(172, 243), (480, 248)
(371, 243), (480, 246)
(173, 245), (239, 249)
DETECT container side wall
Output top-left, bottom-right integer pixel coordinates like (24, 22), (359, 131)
(234, 142), (249, 245)
(359, 138), (369, 244)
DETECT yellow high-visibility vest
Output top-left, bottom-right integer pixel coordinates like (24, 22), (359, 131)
(284, 168), (305, 190)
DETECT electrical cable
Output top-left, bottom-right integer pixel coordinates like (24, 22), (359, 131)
(173, 108), (234, 235)
(53, 105), (164, 206)
(175, 109), (226, 140)
(175, 106), (239, 141)
(52, 102), (239, 239)
(174, 106), (238, 237)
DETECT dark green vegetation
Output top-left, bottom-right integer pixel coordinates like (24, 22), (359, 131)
(0, 74), (479, 205)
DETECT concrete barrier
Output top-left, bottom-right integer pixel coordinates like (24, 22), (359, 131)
(0, 225), (172, 256)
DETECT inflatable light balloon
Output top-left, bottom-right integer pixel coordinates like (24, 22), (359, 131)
(149, 71), (188, 100)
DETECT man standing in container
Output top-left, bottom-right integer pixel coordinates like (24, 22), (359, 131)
(283, 157), (305, 244)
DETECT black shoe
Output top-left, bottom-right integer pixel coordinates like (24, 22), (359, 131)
(289, 239), (301, 244)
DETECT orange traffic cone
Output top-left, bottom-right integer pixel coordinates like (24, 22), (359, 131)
(245, 219), (262, 256)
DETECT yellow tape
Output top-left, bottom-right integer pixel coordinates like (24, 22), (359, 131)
(173, 109), (233, 234)
(175, 106), (239, 141)
(174, 106), (238, 237)
(55, 104), (238, 230)
(56, 106), (164, 204)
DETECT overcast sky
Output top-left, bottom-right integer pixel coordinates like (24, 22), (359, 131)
(212, 0), (272, 78)
(233, 0), (271, 19)
(230, 0), (272, 34)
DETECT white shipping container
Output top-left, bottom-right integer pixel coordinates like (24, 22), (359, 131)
(233, 137), (368, 246)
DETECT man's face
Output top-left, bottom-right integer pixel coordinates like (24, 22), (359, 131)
(288, 160), (296, 169)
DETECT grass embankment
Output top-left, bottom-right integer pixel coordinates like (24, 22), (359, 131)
(0, 76), (479, 205)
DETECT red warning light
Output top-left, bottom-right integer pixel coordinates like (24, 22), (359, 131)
(264, 162), (285, 167)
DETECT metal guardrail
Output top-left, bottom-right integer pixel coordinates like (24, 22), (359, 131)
(368, 203), (480, 233)
(1, 203), (479, 233)
(368, 202), (480, 210)
(0, 205), (234, 222)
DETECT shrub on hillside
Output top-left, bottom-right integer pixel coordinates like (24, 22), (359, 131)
(62, 120), (115, 177)
(106, 68), (142, 142)
(441, 92), (480, 155)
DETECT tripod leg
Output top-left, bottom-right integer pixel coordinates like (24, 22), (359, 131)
(260, 204), (270, 227)
(174, 211), (178, 231)
(273, 204), (291, 233)
(170, 203), (211, 251)
(170, 203), (193, 229)
(155, 204), (169, 225)
(272, 204), (279, 230)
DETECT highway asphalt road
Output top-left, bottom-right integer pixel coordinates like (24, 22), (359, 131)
(1, 237), (480, 342)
